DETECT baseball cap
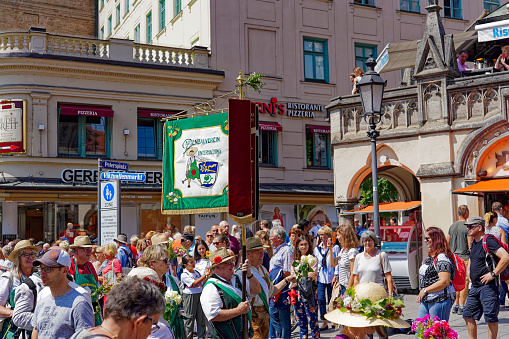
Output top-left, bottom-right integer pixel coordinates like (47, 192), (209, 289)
(464, 216), (484, 226)
(182, 233), (194, 242)
(33, 249), (71, 268)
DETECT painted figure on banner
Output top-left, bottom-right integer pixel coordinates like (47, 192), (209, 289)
(185, 146), (203, 187)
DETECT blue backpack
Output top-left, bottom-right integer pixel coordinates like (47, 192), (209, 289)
(269, 267), (290, 309)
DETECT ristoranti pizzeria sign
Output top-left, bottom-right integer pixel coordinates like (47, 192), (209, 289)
(0, 99), (26, 154)
(255, 98), (324, 118)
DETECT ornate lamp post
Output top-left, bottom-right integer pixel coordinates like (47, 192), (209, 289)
(356, 54), (385, 244)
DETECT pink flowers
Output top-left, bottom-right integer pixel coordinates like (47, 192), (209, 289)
(411, 315), (458, 339)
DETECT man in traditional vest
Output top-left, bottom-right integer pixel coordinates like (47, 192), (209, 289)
(200, 248), (261, 339)
(246, 237), (296, 339)
(69, 235), (100, 325)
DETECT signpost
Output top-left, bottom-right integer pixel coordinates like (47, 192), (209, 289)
(100, 172), (146, 181)
(99, 180), (120, 246)
(101, 160), (129, 171)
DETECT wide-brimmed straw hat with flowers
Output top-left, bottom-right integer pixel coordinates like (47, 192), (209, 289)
(69, 236), (93, 249)
(209, 248), (235, 268)
(325, 282), (410, 328)
(8, 240), (41, 261)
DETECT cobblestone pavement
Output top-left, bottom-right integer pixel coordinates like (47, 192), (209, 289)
(294, 293), (509, 338)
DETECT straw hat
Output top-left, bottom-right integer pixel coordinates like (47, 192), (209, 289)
(127, 267), (160, 281)
(186, 146), (198, 156)
(151, 233), (169, 246)
(208, 248), (235, 268)
(69, 236), (93, 249)
(246, 237), (270, 251)
(8, 240), (40, 261)
(324, 282), (410, 328)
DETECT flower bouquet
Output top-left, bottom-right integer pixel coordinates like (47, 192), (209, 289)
(334, 287), (404, 320)
(91, 275), (125, 318)
(163, 290), (183, 322)
(167, 241), (189, 262)
(292, 254), (317, 282)
(411, 315), (458, 339)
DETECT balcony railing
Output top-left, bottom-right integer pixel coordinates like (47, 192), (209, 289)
(0, 31), (210, 69)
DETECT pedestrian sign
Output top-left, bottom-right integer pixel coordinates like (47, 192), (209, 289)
(100, 181), (118, 210)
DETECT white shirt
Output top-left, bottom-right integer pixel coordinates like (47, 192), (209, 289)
(250, 265), (273, 307)
(195, 258), (208, 276)
(181, 269), (203, 294)
(200, 272), (252, 321)
(309, 225), (322, 238)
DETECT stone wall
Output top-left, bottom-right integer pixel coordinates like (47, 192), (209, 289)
(0, 0), (97, 38)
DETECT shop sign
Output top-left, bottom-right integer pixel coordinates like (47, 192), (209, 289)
(0, 99), (26, 154)
(255, 98), (324, 118)
(476, 19), (509, 42)
(197, 213), (219, 221)
(61, 168), (162, 184)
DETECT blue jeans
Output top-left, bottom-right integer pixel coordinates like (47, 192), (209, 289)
(416, 299), (453, 322)
(269, 305), (291, 339)
(499, 281), (508, 305)
(317, 282), (332, 320)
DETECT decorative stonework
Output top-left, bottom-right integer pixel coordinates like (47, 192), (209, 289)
(449, 87), (500, 123)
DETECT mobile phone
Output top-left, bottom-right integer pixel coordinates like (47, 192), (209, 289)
(503, 54), (506, 59)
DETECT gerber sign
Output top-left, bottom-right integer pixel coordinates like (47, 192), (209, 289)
(476, 20), (509, 42)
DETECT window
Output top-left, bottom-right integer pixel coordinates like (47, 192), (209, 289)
(354, 0), (375, 6)
(303, 37), (328, 82)
(160, 0), (166, 31)
(125, 0), (130, 13)
(138, 119), (162, 159)
(146, 12), (152, 43)
(100, 27), (104, 40)
(134, 24), (140, 43)
(400, 0), (419, 12)
(108, 15), (112, 36)
(484, 0), (500, 12)
(444, 0), (462, 19)
(306, 127), (330, 168)
(116, 5), (121, 26)
(355, 43), (377, 72)
(259, 130), (277, 166)
(175, 0), (182, 15)
(58, 115), (110, 158)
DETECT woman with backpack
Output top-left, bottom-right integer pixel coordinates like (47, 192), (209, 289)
(416, 227), (456, 321)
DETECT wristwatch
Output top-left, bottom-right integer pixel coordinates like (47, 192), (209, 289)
(491, 271), (497, 278)
(422, 288), (427, 295)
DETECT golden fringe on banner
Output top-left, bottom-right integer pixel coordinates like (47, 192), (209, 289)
(160, 207), (229, 215)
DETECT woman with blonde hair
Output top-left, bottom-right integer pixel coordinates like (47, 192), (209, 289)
(495, 45), (509, 71)
(351, 67), (365, 94)
(334, 224), (360, 294)
(485, 211), (507, 245)
(307, 206), (332, 240)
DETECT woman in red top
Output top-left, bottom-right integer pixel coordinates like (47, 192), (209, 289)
(101, 243), (122, 280)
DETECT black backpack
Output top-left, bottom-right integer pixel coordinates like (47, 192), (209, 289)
(119, 247), (137, 268)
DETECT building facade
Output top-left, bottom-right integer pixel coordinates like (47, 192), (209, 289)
(0, 0), (97, 38)
(0, 31), (223, 241)
(328, 1), (509, 232)
(97, 0), (496, 232)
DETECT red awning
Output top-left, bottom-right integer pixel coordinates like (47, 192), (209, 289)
(138, 109), (176, 119)
(259, 122), (282, 132)
(345, 201), (421, 214)
(307, 125), (330, 134)
(453, 178), (509, 193)
(60, 105), (114, 117)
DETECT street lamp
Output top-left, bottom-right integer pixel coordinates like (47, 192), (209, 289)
(356, 54), (385, 245)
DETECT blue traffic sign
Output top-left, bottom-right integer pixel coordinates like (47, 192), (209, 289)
(103, 183), (115, 201)
(101, 160), (129, 171)
(100, 172), (146, 181)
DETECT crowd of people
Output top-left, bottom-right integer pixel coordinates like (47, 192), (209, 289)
(1, 201), (509, 339)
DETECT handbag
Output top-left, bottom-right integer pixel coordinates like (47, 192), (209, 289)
(379, 251), (398, 297)
(328, 282), (341, 312)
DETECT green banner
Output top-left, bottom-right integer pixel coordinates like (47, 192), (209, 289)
(162, 114), (229, 214)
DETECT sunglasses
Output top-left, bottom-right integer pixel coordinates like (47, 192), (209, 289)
(466, 224), (479, 230)
(424, 237), (431, 242)
(155, 258), (169, 264)
(206, 235), (213, 238)
(212, 241), (222, 245)
(146, 314), (160, 334)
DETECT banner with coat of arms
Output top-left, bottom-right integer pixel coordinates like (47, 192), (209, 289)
(162, 113), (229, 214)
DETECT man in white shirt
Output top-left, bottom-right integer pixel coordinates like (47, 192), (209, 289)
(200, 248), (260, 338)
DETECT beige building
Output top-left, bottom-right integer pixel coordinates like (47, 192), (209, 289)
(0, 31), (223, 241)
(98, 0), (496, 232)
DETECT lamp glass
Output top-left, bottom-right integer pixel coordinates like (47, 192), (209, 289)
(371, 82), (385, 114)
(358, 83), (373, 114)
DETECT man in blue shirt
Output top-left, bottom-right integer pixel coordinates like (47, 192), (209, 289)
(114, 233), (133, 268)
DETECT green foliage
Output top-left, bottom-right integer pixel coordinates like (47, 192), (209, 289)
(359, 177), (398, 205)
(293, 204), (317, 223)
(246, 72), (266, 93)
